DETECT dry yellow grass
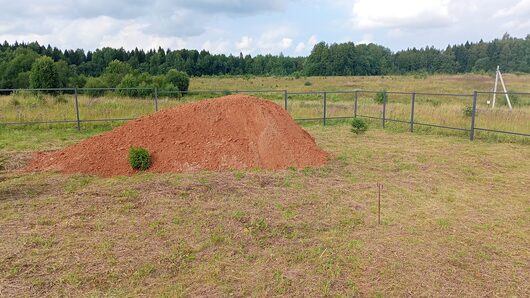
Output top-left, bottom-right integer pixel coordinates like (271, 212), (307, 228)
(1, 126), (529, 297)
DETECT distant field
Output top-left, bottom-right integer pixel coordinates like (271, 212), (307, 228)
(190, 73), (530, 93)
(1, 126), (529, 297)
(1, 74), (529, 143)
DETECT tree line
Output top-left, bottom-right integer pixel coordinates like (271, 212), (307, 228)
(304, 33), (529, 75)
(0, 33), (528, 90)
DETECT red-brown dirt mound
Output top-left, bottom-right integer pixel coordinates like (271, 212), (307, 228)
(27, 95), (329, 177)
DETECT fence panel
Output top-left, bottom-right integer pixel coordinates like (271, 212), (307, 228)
(285, 92), (325, 123)
(411, 92), (473, 134)
(0, 87), (528, 142)
(474, 92), (530, 140)
(0, 89), (77, 127)
(75, 88), (155, 124)
(384, 91), (414, 129)
(354, 91), (381, 121)
(320, 91), (356, 121)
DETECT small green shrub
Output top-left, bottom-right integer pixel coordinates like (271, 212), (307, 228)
(304, 81), (312, 86)
(373, 90), (386, 104)
(462, 106), (475, 117)
(351, 118), (368, 134)
(223, 89), (232, 95)
(128, 147), (151, 171)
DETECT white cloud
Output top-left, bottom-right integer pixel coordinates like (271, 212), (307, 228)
(201, 40), (230, 54)
(236, 36), (253, 52)
(0, 0), (294, 50)
(387, 29), (404, 38)
(295, 42), (306, 53)
(100, 22), (187, 50)
(177, 0), (288, 14)
(492, 0), (530, 33)
(294, 35), (318, 54)
(356, 33), (373, 44)
(352, 0), (453, 29)
(252, 27), (295, 54)
(494, 0), (530, 17)
(308, 35), (318, 46)
(0, 16), (128, 50)
(281, 38), (293, 49)
(499, 19), (530, 31)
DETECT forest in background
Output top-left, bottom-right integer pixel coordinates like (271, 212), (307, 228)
(0, 33), (528, 90)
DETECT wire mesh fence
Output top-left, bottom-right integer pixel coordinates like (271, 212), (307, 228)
(0, 87), (528, 141)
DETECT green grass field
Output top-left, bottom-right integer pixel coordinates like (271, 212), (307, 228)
(1, 74), (529, 296)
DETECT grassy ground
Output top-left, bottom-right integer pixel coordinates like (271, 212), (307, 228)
(1, 124), (529, 297)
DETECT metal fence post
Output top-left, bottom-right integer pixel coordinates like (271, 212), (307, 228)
(284, 90), (288, 111)
(323, 92), (327, 126)
(470, 91), (477, 141)
(410, 92), (415, 132)
(382, 91), (387, 128)
(74, 87), (81, 131)
(154, 88), (159, 112)
(354, 91), (358, 118)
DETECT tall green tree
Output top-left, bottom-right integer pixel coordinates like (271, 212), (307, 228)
(101, 60), (133, 87)
(29, 56), (59, 89)
(165, 69), (190, 91)
(0, 48), (40, 88)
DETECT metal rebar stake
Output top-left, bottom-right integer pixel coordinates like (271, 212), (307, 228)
(410, 92), (415, 132)
(354, 91), (358, 118)
(470, 91), (477, 141)
(323, 92), (327, 126)
(74, 87), (80, 130)
(154, 88), (159, 112)
(382, 92), (387, 128)
(284, 90), (288, 111)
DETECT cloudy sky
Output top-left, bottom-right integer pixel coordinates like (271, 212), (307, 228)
(0, 0), (529, 56)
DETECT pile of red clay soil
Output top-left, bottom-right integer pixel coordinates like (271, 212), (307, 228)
(28, 95), (329, 177)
